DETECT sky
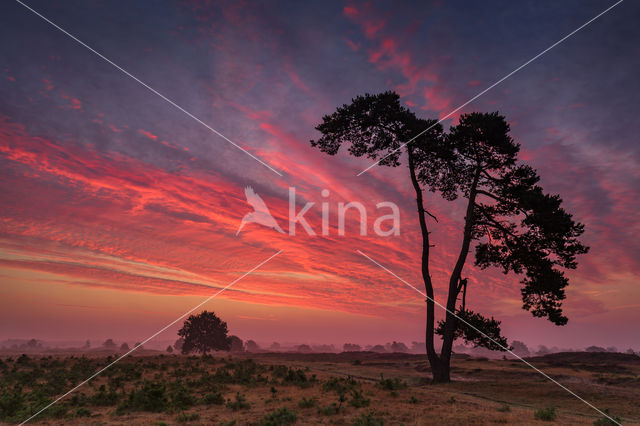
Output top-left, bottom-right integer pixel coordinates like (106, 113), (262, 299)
(0, 0), (638, 351)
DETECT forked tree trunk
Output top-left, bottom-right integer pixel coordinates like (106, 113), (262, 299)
(440, 166), (481, 380)
(407, 147), (451, 383)
(408, 149), (481, 383)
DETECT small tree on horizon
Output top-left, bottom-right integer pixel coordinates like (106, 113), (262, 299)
(120, 342), (130, 352)
(269, 342), (281, 351)
(343, 343), (362, 352)
(245, 340), (260, 352)
(102, 339), (117, 349)
(510, 340), (530, 357)
(173, 337), (184, 352)
(311, 91), (588, 382)
(178, 311), (231, 355)
(229, 335), (244, 353)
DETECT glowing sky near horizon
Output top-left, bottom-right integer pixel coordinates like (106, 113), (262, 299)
(0, 0), (639, 350)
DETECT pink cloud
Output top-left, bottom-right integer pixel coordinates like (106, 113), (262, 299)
(138, 128), (159, 141)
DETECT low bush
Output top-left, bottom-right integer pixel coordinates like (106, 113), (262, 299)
(593, 409), (621, 425)
(534, 407), (557, 421)
(349, 389), (370, 408)
(298, 397), (317, 408)
(353, 410), (385, 426)
(376, 375), (406, 391)
(176, 412), (200, 423)
(323, 376), (357, 394)
(91, 385), (119, 406)
(318, 403), (340, 415)
(260, 407), (297, 425)
(226, 392), (250, 411)
(202, 391), (225, 405)
(118, 381), (168, 413)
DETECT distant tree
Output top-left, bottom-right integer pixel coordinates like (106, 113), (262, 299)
(453, 344), (470, 354)
(370, 345), (386, 353)
(120, 342), (130, 352)
(134, 342), (143, 350)
(166, 345), (173, 353)
(24, 339), (41, 349)
(606, 346), (618, 353)
(295, 344), (312, 353)
(536, 345), (550, 355)
(102, 339), (117, 349)
(269, 342), (281, 351)
(178, 311), (231, 355)
(625, 349), (636, 355)
(83, 340), (91, 349)
(510, 341), (530, 357)
(390, 341), (409, 353)
(343, 343), (362, 352)
(411, 342), (426, 353)
(173, 338), (184, 352)
(312, 344), (336, 352)
(311, 92), (589, 382)
(586, 345), (606, 352)
(229, 335), (244, 353)
(245, 340), (260, 352)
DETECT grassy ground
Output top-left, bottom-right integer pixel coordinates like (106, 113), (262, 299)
(0, 351), (638, 425)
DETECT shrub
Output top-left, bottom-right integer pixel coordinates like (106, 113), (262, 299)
(318, 403), (340, 415)
(323, 376), (357, 394)
(119, 381), (168, 413)
(497, 404), (511, 412)
(75, 407), (92, 417)
(298, 397), (317, 408)
(376, 375), (406, 391)
(16, 354), (31, 365)
(70, 392), (90, 407)
(280, 367), (313, 388)
(170, 381), (196, 410)
(349, 389), (370, 408)
(47, 403), (69, 419)
(593, 409), (621, 425)
(0, 387), (26, 421)
(260, 407), (297, 425)
(202, 391), (225, 405)
(91, 385), (119, 406)
(534, 407), (557, 421)
(407, 396), (419, 404)
(176, 412), (200, 423)
(353, 410), (385, 426)
(226, 392), (250, 411)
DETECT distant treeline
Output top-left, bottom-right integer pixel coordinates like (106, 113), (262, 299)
(1, 338), (636, 357)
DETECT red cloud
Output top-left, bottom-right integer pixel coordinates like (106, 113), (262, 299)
(138, 128), (159, 141)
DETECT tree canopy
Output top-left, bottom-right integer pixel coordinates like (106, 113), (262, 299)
(177, 311), (231, 355)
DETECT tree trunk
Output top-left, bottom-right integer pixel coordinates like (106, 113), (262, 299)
(407, 147), (442, 381)
(431, 359), (451, 382)
(440, 166), (482, 375)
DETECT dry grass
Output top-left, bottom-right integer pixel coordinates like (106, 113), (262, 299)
(1, 351), (638, 425)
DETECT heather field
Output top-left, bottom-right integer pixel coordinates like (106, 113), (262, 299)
(1, 351), (638, 425)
